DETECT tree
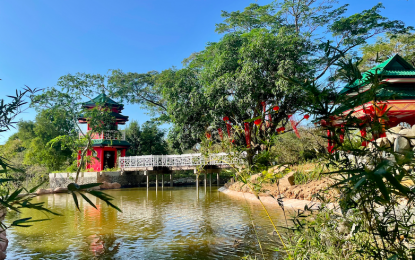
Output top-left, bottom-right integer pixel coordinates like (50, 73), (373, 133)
(125, 120), (168, 156)
(360, 32), (415, 70)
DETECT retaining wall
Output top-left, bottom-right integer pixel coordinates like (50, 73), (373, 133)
(49, 171), (145, 189)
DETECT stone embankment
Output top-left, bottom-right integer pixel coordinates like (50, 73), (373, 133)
(373, 125), (415, 153)
(35, 181), (121, 195)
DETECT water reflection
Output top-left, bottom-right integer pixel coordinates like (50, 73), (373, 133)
(6, 187), (286, 259)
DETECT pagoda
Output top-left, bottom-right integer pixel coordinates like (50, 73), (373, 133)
(77, 93), (130, 171)
(329, 54), (415, 151)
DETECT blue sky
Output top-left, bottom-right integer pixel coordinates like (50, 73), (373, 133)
(0, 0), (414, 144)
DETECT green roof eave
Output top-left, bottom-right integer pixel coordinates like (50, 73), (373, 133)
(339, 54), (415, 95)
(82, 93), (124, 109)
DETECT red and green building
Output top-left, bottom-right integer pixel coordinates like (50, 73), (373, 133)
(330, 54), (415, 151)
(78, 93), (130, 171)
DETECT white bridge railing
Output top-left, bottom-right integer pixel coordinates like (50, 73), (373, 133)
(119, 153), (244, 169)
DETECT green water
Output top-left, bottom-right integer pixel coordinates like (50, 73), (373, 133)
(5, 187), (286, 259)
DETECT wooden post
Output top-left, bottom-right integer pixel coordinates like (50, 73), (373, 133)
(162, 174), (164, 188)
(170, 173), (173, 187)
(217, 173), (220, 186)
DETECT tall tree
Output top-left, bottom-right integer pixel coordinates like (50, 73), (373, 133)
(125, 121), (168, 156)
(360, 32), (415, 70)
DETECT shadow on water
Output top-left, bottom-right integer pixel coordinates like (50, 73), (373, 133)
(5, 187), (286, 259)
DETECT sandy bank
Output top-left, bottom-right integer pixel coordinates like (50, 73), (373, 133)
(219, 186), (330, 210)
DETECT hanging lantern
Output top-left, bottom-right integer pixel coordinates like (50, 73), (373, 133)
(280, 126), (285, 133)
(205, 132), (211, 139)
(304, 114), (310, 120)
(223, 116), (229, 121)
(273, 106), (279, 112)
(254, 119), (262, 126)
(320, 119), (327, 126)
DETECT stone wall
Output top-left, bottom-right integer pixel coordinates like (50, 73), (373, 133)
(49, 172), (100, 189)
(49, 171), (145, 189)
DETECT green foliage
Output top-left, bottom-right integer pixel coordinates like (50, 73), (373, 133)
(293, 165), (322, 185)
(125, 120), (169, 156)
(360, 32), (415, 70)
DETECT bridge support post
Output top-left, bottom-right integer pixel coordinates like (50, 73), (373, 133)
(217, 173), (220, 186)
(209, 173), (212, 187)
(204, 172), (207, 189)
(162, 174), (164, 188)
(194, 169), (198, 189)
(156, 174), (158, 189)
(170, 173), (173, 187)
(145, 171), (149, 189)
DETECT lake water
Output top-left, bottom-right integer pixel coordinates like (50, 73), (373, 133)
(5, 187), (287, 259)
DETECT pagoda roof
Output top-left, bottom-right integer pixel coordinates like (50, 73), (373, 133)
(339, 54), (415, 95)
(78, 112), (129, 124)
(82, 93), (124, 110)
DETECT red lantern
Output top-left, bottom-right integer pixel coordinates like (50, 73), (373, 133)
(254, 119), (262, 126)
(205, 132), (211, 139)
(281, 126), (285, 132)
(320, 120), (327, 127)
(304, 114), (310, 120)
(223, 116), (229, 121)
(273, 106), (279, 112)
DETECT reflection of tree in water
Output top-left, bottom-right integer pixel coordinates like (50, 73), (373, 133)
(80, 233), (121, 259)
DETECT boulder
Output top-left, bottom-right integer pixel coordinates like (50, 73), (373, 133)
(386, 133), (397, 144)
(394, 136), (411, 153)
(278, 171), (295, 186)
(376, 137), (390, 148)
(100, 181), (111, 189)
(399, 128), (415, 137)
(389, 126), (403, 134)
(36, 189), (53, 195)
(111, 182), (121, 189)
(53, 187), (68, 193)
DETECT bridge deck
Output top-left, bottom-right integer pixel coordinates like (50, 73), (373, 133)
(119, 153), (243, 172)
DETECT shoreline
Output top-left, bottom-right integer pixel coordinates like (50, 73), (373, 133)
(219, 186), (337, 211)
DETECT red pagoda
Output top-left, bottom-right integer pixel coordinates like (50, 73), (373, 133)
(328, 54), (415, 152)
(77, 93), (130, 171)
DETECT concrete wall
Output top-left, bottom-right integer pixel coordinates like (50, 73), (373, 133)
(49, 171), (145, 189)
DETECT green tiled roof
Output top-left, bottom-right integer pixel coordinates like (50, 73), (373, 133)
(82, 93), (124, 109)
(78, 111), (129, 120)
(339, 54), (415, 95)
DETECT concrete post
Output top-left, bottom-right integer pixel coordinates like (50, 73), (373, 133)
(204, 172), (207, 189)
(170, 173), (173, 187)
(146, 171), (149, 189)
(209, 172), (212, 187)
(156, 174), (158, 189)
(162, 174), (164, 188)
(217, 173), (220, 186)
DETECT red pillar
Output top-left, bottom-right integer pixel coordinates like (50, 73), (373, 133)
(327, 130), (334, 153)
(121, 149), (126, 157)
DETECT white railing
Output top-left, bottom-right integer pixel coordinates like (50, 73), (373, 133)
(119, 153), (244, 169)
(79, 130), (125, 141)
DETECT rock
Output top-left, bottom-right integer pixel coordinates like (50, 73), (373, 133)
(376, 137), (390, 148)
(399, 128), (415, 137)
(111, 182), (121, 189)
(386, 133), (397, 144)
(403, 165), (413, 172)
(410, 138), (415, 146)
(394, 136), (411, 153)
(0, 250), (5, 260)
(249, 173), (261, 183)
(389, 125), (403, 134)
(100, 181), (111, 189)
(278, 171), (295, 186)
(36, 189), (52, 195)
(337, 221), (352, 234)
(53, 187), (68, 193)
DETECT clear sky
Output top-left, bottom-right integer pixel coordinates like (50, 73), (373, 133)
(0, 0), (414, 144)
